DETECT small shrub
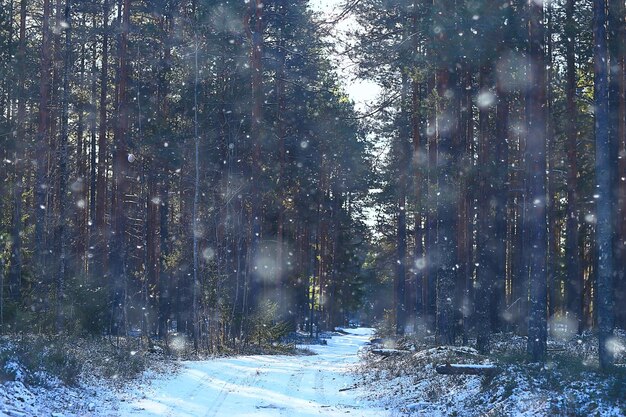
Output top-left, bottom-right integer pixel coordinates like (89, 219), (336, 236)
(0, 336), (82, 386)
(249, 301), (293, 346)
(372, 309), (395, 339)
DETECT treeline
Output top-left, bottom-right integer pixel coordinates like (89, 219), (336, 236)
(0, 0), (373, 350)
(354, 0), (625, 368)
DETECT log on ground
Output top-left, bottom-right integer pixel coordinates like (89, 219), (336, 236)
(435, 363), (499, 376)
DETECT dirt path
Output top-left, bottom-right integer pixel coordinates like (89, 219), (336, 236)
(119, 329), (387, 417)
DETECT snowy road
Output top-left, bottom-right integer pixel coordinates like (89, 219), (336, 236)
(118, 328), (388, 417)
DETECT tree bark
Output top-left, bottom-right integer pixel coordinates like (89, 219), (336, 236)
(434, 63), (458, 345)
(594, 0), (615, 369)
(246, 0), (264, 322)
(54, 0), (72, 332)
(564, 0), (583, 332)
(110, 0), (131, 335)
(9, 0), (27, 301)
(192, 38), (200, 350)
(526, 0), (548, 363)
(95, 0), (109, 280)
(35, 0), (52, 296)
(476, 66), (492, 353)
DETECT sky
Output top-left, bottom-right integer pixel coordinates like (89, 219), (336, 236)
(308, 0), (382, 112)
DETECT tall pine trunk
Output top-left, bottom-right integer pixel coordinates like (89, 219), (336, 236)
(476, 66), (492, 353)
(526, 0), (548, 362)
(434, 65), (458, 345)
(110, 0), (131, 335)
(565, 0), (583, 331)
(9, 0), (27, 301)
(593, 0), (615, 369)
(192, 38), (200, 351)
(55, 0), (72, 332)
(395, 71), (410, 336)
(95, 0), (109, 280)
(246, 0), (264, 322)
(35, 0), (52, 299)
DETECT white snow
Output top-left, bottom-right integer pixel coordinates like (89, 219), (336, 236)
(356, 333), (626, 417)
(443, 364), (496, 369)
(117, 328), (390, 417)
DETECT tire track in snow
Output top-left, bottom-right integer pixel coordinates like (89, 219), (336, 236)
(314, 368), (327, 406)
(285, 365), (306, 393)
(163, 372), (213, 417)
(278, 365), (307, 416)
(119, 329), (390, 417)
(203, 365), (266, 417)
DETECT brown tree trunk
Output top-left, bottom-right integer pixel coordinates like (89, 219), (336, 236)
(246, 0), (264, 319)
(54, 0), (72, 332)
(276, 0), (287, 317)
(395, 71), (410, 335)
(95, 0), (109, 280)
(476, 66), (492, 353)
(9, 0), (27, 301)
(434, 61), (458, 345)
(424, 74), (437, 329)
(157, 9), (173, 341)
(74, 20), (88, 277)
(412, 52), (424, 332)
(526, 0), (549, 362)
(493, 86), (509, 334)
(110, 0), (131, 335)
(35, 0), (52, 295)
(564, 0), (583, 331)
(609, 0), (626, 329)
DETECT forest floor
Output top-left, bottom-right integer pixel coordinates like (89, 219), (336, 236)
(354, 330), (626, 416)
(0, 329), (388, 416)
(113, 327), (386, 416)
(2, 328), (625, 416)
(0, 333), (178, 416)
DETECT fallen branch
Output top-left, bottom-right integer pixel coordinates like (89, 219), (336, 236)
(435, 363), (499, 376)
(370, 349), (411, 357)
(368, 338), (384, 345)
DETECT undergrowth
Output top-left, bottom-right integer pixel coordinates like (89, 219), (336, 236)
(0, 334), (149, 387)
(357, 330), (626, 416)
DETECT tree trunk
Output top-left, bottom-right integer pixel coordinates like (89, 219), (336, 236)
(74, 20), (88, 277)
(246, 0), (264, 321)
(476, 66), (492, 353)
(425, 74), (437, 329)
(435, 65), (458, 345)
(608, 0), (625, 330)
(412, 53), (424, 333)
(493, 84), (509, 333)
(110, 0), (131, 336)
(564, 0), (583, 331)
(35, 0), (52, 297)
(526, 0), (548, 362)
(157, 9), (173, 341)
(276, 0), (287, 320)
(158, 175), (170, 339)
(54, 0), (72, 332)
(9, 0), (27, 301)
(459, 66), (474, 343)
(95, 0), (109, 280)
(395, 71), (410, 336)
(545, 2), (559, 319)
(88, 13), (97, 274)
(192, 38), (200, 350)
(593, 0), (615, 369)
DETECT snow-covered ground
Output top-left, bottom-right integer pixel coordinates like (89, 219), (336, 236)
(8, 328), (621, 416)
(115, 328), (389, 417)
(354, 333), (626, 417)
